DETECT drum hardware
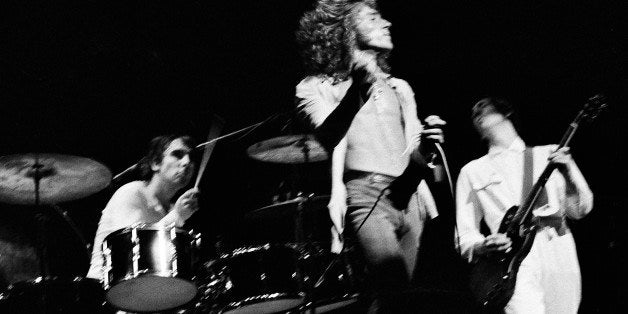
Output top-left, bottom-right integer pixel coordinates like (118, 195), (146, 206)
(199, 243), (307, 314)
(236, 194), (362, 314)
(0, 153), (112, 313)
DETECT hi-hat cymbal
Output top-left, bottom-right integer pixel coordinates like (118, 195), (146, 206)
(243, 195), (332, 244)
(245, 195), (330, 220)
(0, 154), (112, 205)
(247, 134), (328, 164)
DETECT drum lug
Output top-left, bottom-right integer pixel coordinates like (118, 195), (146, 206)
(132, 228), (140, 275)
(170, 228), (179, 276)
(102, 243), (112, 288)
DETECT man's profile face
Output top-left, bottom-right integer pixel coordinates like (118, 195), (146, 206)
(152, 138), (195, 187)
(473, 110), (509, 140)
(354, 5), (393, 51)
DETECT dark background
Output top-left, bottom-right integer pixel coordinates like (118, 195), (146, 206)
(1, 0), (626, 313)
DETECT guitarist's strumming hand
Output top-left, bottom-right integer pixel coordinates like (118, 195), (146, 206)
(475, 233), (512, 257)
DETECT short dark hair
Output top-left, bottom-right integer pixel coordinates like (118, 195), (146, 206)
(138, 135), (195, 181)
(471, 96), (521, 134)
(471, 97), (513, 121)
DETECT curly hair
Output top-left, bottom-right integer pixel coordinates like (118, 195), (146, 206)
(296, 0), (390, 81)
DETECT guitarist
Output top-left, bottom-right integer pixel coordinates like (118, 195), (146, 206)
(455, 97), (593, 313)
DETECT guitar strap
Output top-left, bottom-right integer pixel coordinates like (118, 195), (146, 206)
(522, 147), (549, 209)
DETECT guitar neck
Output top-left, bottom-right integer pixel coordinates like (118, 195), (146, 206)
(509, 112), (584, 229)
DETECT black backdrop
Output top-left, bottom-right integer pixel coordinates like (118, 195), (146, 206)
(1, 1), (626, 312)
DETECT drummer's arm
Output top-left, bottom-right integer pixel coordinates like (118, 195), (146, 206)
(158, 188), (200, 228)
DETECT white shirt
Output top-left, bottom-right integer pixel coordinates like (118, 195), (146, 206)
(86, 181), (183, 280)
(456, 137), (593, 261)
(455, 137), (593, 313)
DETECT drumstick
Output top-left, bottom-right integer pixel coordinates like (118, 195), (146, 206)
(194, 115), (225, 188)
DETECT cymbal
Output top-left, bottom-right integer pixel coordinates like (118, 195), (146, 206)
(247, 134), (328, 164)
(245, 195), (330, 220)
(243, 195), (332, 244)
(0, 154), (112, 205)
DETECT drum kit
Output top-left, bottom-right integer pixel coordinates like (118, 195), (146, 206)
(0, 134), (364, 313)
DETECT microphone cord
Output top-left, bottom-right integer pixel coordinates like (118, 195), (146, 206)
(433, 142), (461, 255)
(348, 142), (461, 255)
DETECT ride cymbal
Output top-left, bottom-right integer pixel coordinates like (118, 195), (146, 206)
(0, 154), (111, 205)
(247, 134), (328, 164)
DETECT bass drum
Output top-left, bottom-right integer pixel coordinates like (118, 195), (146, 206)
(199, 243), (306, 314)
(102, 224), (201, 313)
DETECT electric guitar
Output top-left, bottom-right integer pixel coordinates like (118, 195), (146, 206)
(468, 94), (607, 312)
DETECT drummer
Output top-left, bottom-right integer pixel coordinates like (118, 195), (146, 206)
(87, 135), (200, 280)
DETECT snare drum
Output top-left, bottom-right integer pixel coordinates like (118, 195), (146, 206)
(202, 243), (306, 314)
(102, 224), (201, 312)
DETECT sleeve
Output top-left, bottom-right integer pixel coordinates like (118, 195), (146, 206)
(557, 152), (594, 220)
(86, 207), (114, 280)
(296, 76), (361, 152)
(296, 76), (337, 127)
(86, 185), (144, 280)
(455, 164), (487, 263)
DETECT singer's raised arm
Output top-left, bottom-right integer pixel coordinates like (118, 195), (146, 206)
(295, 69), (373, 153)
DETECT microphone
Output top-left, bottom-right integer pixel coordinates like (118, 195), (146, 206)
(428, 153), (444, 183)
(422, 123), (445, 183)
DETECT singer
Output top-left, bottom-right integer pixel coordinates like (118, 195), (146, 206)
(86, 135), (200, 279)
(295, 1), (444, 312)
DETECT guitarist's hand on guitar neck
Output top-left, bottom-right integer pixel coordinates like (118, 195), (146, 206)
(475, 233), (512, 257)
(548, 147), (574, 175)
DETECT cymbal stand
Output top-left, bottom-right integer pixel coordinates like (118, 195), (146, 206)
(293, 194), (316, 314)
(295, 136), (320, 314)
(28, 155), (50, 313)
(50, 204), (92, 260)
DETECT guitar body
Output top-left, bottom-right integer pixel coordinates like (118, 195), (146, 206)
(469, 205), (537, 312)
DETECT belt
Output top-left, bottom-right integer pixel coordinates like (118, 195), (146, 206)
(343, 170), (396, 184)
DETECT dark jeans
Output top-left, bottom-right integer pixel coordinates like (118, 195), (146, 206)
(344, 171), (426, 313)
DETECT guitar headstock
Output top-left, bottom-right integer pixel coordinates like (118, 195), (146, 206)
(581, 94), (608, 121)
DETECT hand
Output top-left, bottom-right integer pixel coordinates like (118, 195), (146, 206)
(351, 50), (379, 85)
(476, 233), (512, 256)
(328, 185), (347, 235)
(416, 115), (446, 159)
(548, 147), (573, 175)
(173, 188), (200, 222)
(421, 115), (446, 144)
(328, 185), (347, 253)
